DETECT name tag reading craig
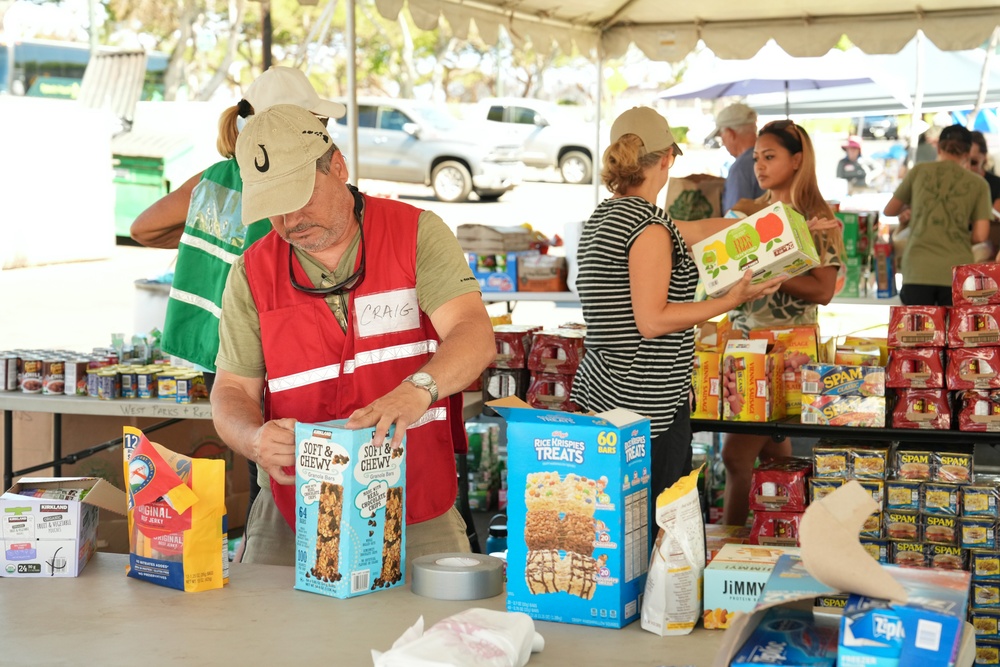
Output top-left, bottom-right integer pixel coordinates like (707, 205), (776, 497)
(355, 288), (420, 338)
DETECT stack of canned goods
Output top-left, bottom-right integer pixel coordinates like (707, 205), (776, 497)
(0, 349), (207, 404)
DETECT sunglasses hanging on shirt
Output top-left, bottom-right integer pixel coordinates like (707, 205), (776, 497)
(289, 184), (367, 296)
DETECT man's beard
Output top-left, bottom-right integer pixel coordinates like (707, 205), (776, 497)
(283, 223), (336, 252)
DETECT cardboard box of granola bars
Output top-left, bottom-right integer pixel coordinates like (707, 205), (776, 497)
(294, 420), (405, 599)
(490, 396), (651, 629)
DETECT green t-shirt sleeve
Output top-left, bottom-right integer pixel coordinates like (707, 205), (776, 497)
(892, 167), (916, 205)
(415, 210), (481, 317)
(974, 178), (994, 222)
(215, 256), (266, 378)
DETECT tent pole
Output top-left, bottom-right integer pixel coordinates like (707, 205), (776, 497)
(784, 80), (789, 119)
(969, 26), (1000, 130)
(907, 30), (926, 169)
(346, 0), (359, 186)
(595, 45), (603, 206)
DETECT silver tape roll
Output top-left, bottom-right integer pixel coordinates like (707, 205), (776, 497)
(411, 553), (505, 600)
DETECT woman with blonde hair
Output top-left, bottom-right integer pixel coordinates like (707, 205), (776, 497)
(570, 106), (788, 500)
(721, 119), (844, 527)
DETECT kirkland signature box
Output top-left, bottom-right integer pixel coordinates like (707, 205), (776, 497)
(490, 396), (651, 629)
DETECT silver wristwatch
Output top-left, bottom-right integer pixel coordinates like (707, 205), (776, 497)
(403, 371), (438, 404)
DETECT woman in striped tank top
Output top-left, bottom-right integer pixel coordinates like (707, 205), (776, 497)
(571, 107), (786, 501)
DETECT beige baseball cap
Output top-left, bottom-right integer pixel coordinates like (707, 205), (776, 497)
(609, 106), (683, 156)
(244, 66), (346, 119)
(236, 104), (335, 224)
(708, 103), (757, 139)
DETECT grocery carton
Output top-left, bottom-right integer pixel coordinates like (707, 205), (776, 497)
(837, 210), (877, 260)
(801, 364), (886, 397)
(517, 255), (568, 292)
(713, 481), (977, 667)
(888, 306), (948, 348)
(1, 477), (125, 577)
(491, 397), (651, 629)
(691, 350), (721, 419)
(952, 263), (1000, 307)
(468, 250), (540, 293)
(749, 325), (819, 416)
(947, 347), (1000, 390)
(692, 202), (820, 298)
(800, 394), (885, 427)
(874, 242), (898, 299)
(722, 339), (786, 422)
(949, 305), (1000, 348)
(294, 420), (406, 599)
(457, 223), (532, 254)
(702, 543), (801, 630)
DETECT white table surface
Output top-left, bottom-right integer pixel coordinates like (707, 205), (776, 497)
(0, 392), (213, 420)
(0, 552), (722, 666)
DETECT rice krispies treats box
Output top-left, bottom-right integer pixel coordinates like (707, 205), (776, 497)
(490, 397), (651, 629)
(294, 420), (405, 599)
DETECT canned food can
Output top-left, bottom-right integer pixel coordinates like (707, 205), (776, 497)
(157, 372), (177, 400)
(120, 370), (138, 399)
(97, 369), (120, 400)
(136, 369), (158, 399)
(42, 359), (65, 395)
(21, 358), (44, 393)
(1, 354), (19, 391)
(64, 359), (88, 396)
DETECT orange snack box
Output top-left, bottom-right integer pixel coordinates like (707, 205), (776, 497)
(749, 325), (818, 416)
(692, 350), (722, 420)
(721, 339), (786, 423)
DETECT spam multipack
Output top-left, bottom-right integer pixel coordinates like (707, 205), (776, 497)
(1, 477), (125, 577)
(801, 364), (885, 397)
(294, 420), (406, 599)
(491, 397), (651, 629)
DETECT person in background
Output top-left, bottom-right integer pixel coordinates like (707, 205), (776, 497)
(836, 136), (868, 192)
(722, 119), (845, 528)
(710, 103), (765, 214)
(884, 124), (991, 305)
(570, 106), (787, 502)
(970, 131), (1000, 213)
(915, 129), (939, 164)
(211, 104), (495, 567)
(129, 66), (347, 539)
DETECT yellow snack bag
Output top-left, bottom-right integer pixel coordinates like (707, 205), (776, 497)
(123, 426), (228, 592)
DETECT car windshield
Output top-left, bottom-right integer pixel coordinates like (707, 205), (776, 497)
(410, 105), (458, 131)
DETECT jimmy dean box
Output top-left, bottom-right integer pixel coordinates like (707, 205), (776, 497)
(693, 202), (820, 298)
(1, 477), (125, 577)
(722, 339), (786, 422)
(692, 350), (722, 419)
(702, 543), (800, 630)
(491, 397), (651, 629)
(294, 420), (405, 599)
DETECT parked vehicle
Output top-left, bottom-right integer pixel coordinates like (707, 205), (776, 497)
(477, 97), (601, 184)
(852, 115), (899, 140)
(328, 98), (523, 202)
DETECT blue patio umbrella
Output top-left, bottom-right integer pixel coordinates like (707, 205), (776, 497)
(950, 109), (999, 133)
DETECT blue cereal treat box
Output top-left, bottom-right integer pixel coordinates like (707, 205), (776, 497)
(294, 420), (405, 599)
(490, 397), (651, 629)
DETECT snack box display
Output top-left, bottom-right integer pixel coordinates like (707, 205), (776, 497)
(468, 250), (539, 293)
(1, 477), (125, 578)
(750, 510), (802, 547)
(691, 350), (722, 420)
(888, 305), (948, 348)
(294, 420), (406, 599)
(953, 262), (1000, 307)
(800, 394), (885, 427)
(491, 397), (651, 629)
(948, 305), (1000, 348)
(721, 339), (786, 423)
(748, 457), (812, 512)
(956, 389), (1000, 432)
(839, 566), (971, 667)
(527, 330), (585, 375)
(749, 325), (819, 416)
(731, 606), (838, 666)
(890, 389), (951, 430)
(886, 348), (945, 389)
(947, 347), (1000, 390)
(702, 543), (800, 630)
(801, 363), (886, 397)
(692, 202), (820, 298)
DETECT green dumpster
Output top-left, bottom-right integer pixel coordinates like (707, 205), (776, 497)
(110, 132), (195, 238)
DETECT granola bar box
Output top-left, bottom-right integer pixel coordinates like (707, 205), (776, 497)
(490, 397), (651, 629)
(294, 420), (405, 599)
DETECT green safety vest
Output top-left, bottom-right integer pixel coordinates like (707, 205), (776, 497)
(160, 159), (271, 371)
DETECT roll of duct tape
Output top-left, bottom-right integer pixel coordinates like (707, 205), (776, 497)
(411, 553), (505, 600)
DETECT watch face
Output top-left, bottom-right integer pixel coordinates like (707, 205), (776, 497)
(411, 372), (433, 386)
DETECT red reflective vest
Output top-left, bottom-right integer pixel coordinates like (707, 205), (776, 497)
(243, 195), (462, 530)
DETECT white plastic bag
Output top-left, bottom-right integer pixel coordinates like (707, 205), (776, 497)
(371, 608), (544, 667)
(640, 466), (706, 636)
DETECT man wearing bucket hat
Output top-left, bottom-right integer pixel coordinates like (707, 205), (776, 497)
(210, 104), (495, 567)
(710, 103), (765, 214)
(131, 67), (349, 537)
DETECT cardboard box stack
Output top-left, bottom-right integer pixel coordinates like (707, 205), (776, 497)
(887, 305), (950, 429)
(748, 457), (812, 547)
(457, 224), (538, 293)
(525, 329), (585, 412)
(836, 210), (878, 298)
(952, 263), (1000, 433)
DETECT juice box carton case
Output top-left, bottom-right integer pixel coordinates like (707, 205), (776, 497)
(692, 202), (820, 298)
(490, 397), (651, 629)
(294, 420), (405, 599)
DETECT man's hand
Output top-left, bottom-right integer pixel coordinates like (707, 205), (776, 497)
(252, 417), (297, 486)
(345, 382), (432, 450)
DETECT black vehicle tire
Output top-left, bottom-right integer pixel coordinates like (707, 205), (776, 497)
(475, 189), (506, 202)
(559, 150), (593, 185)
(431, 161), (473, 202)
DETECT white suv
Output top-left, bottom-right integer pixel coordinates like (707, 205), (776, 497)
(329, 97), (524, 202)
(478, 97), (602, 184)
